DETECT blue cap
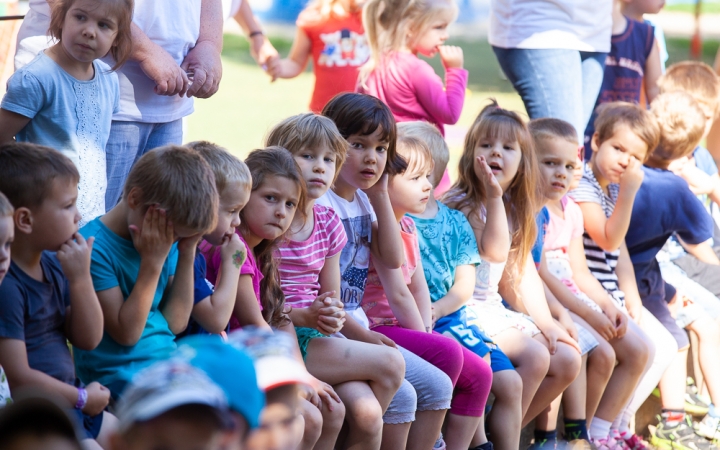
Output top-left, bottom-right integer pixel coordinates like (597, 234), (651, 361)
(175, 335), (265, 429)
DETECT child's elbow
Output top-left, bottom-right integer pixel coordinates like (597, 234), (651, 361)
(112, 329), (143, 347)
(71, 333), (103, 352)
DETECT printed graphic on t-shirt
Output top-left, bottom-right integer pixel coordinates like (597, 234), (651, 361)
(338, 215), (372, 311)
(318, 28), (369, 67)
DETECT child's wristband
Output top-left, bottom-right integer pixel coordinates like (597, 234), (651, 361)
(75, 387), (88, 410)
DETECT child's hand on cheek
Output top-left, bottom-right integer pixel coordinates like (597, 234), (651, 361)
(363, 173), (389, 199)
(177, 233), (203, 255)
(477, 156), (503, 199)
(129, 206), (175, 267)
(57, 232), (94, 282)
(220, 233), (246, 271)
(619, 157), (644, 194)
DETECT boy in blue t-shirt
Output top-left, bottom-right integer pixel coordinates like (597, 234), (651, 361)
(0, 143), (114, 445)
(76, 145), (219, 398)
(627, 91), (720, 445)
(401, 121), (521, 450)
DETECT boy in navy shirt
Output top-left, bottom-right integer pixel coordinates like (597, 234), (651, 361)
(627, 91), (720, 447)
(0, 143), (114, 447)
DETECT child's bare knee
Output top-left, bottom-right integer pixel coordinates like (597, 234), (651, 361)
(376, 348), (405, 389)
(521, 340), (551, 375)
(302, 401), (324, 442)
(590, 340), (615, 378)
(493, 369), (523, 404)
(552, 344), (581, 382)
(347, 397), (384, 436)
(322, 398), (346, 431)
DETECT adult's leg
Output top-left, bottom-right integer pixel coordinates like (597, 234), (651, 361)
(579, 51), (608, 137)
(492, 47), (585, 140)
(142, 119), (184, 160)
(105, 121), (152, 210)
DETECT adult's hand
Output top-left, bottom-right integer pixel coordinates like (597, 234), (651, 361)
(138, 41), (190, 97)
(181, 41), (223, 98)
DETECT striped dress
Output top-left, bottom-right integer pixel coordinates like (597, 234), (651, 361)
(568, 163), (626, 307)
(276, 204), (348, 309)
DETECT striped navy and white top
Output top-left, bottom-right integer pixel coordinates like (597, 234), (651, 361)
(568, 164), (625, 307)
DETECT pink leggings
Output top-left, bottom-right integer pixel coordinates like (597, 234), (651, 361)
(374, 326), (492, 417)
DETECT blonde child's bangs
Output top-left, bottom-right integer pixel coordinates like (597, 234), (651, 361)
(400, 142), (434, 177)
(468, 114), (531, 156)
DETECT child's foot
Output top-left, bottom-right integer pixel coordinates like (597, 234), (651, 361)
(615, 430), (648, 450)
(565, 439), (594, 450)
(686, 378), (711, 416)
(528, 438), (564, 450)
(433, 436), (447, 450)
(651, 416), (715, 450)
(590, 436), (624, 450)
(695, 413), (720, 441)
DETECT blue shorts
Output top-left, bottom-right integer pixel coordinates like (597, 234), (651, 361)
(434, 307), (515, 373)
(71, 409), (104, 439)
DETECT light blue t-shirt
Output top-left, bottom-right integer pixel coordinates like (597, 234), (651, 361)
(1, 52), (119, 224)
(75, 218), (179, 395)
(410, 202), (482, 303)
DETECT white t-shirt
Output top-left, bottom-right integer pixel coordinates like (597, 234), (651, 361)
(316, 189), (376, 329)
(19, 0), (202, 123)
(489, 0), (613, 52)
(222, 0), (243, 20)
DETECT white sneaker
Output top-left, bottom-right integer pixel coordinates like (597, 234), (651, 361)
(695, 414), (720, 441)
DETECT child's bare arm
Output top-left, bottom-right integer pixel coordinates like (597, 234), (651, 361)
(644, 39), (662, 103)
(369, 175), (404, 269)
(375, 259), (426, 331)
(0, 339), (109, 415)
(160, 236), (201, 334)
(59, 233), (103, 350)
(234, 274), (272, 330)
(680, 238), (720, 265)
(432, 264), (475, 320)
(266, 28), (312, 81)
(538, 252), (615, 336)
(615, 242), (643, 321)
(191, 234), (246, 334)
(578, 160), (643, 252)
(340, 314), (398, 347)
(98, 207), (174, 346)
(466, 156), (510, 263)
(232, 0), (278, 66)
(0, 109), (31, 144)
(499, 255), (581, 354)
(408, 258), (433, 330)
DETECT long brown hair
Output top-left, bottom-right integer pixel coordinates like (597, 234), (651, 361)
(443, 100), (539, 279)
(241, 147), (308, 327)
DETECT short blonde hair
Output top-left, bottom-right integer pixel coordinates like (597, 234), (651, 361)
(123, 145), (219, 234)
(0, 192), (13, 218)
(186, 141), (252, 195)
(49, 0), (134, 71)
(650, 91), (707, 163)
(395, 135), (434, 178)
(265, 113), (347, 180)
(658, 61), (720, 118)
(398, 121), (448, 188)
(594, 102), (660, 160)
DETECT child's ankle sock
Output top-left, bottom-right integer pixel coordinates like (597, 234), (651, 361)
(469, 443), (494, 450)
(709, 403), (719, 418)
(564, 418), (589, 441)
(661, 409), (686, 426)
(534, 429), (557, 444)
(618, 408), (634, 435)
(589, 417), (612, 440)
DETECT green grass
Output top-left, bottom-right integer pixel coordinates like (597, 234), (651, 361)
(182, 32), (720, 172)
(665, 1), (720, 14)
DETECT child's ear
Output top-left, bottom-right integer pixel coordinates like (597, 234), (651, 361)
(126, 187), (143, 210)
(13, 208), (33, 236)
(590, 133), (601, 154)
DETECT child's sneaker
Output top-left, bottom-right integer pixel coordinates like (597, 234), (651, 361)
(589, 436), (624, 450)
(695, 413), (720, 441)
(432, 437), (447, 450)
(616, 430), (648, 450)
(528, 438), (564, 450)
(686, 378), (711, 416)
(650, 416), (715, 450)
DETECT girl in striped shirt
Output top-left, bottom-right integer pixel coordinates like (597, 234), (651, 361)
(268, 113), (407, 450)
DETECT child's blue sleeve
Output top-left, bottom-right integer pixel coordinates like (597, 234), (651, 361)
(1, 70), (44, 119)
(88, 243), (121, 292)
(193, 253), (213, 304)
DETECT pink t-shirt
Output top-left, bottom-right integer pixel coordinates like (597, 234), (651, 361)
(544, 197), (584, 295)
(276, 204), (348, 309)
(361, 216), (419, 328)
(200, 233), (263, 330)
(358, 51), (468, 136)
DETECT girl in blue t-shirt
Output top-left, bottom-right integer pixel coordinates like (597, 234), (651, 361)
(0, 0), (133, 225)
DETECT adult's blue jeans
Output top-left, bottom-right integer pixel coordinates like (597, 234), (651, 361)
(104, 119), (183, 210)
(492, 47), (607, 143)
